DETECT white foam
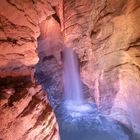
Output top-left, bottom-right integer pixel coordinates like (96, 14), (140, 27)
(65, 102), (93, 115)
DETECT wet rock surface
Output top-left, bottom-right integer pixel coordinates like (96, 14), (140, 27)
(63, 0), (140, 136)
(55, 102), (134, 140)
(0, 0), (140, 139)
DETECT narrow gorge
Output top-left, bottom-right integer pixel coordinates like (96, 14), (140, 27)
(0, 0), (140, 140)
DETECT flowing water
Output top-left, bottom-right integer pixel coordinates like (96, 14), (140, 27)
(55, 47), (133, 140)
(63, 47), (93, 115)
(63, 47), (84, 105)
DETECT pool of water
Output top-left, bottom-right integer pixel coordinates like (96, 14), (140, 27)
(55, 102), (133, 140)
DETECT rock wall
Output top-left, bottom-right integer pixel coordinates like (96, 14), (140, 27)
(0, 0), (140, 139)
(63, 0), (140, 135)
(0, 0), (61, 139)
(0, 77), (59, 140)
(35, 16), (64, 108)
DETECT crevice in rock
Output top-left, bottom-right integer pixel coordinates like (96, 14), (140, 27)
(7, 37), (17, 44)
(52, 14), (61, 24)
(6, 0), (24, 12)
(33, 105), (52, 128)
(22, 105), (54, 138)
(0, 76), (32, 107)
(31, 0), (35, 4)
(131, 63), (140, 72)
(52, 7), (61, 25)
(0, 76), (32, 88)
(104, 62), (129, 73)
(99, 0), (108, 16)
(90, 30), (98, 38)
(7, 88), (27, 107)
(0, 38), (17, 44)
(17, 96), (40, 117)
(129, 38), (140, 47)
(63, 22), (82, 31)
(64, 10), (91, 23)
(42, 126), (57, 140)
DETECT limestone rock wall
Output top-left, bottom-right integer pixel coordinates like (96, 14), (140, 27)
(0, 77), (59, 140)
(0, 0), (61, 140)
(63, 0), (140, 135)
(0, 0), (63, 77)
(0, 0), (140, 139)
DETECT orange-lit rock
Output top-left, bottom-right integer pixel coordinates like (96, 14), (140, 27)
(0, 0), (56, 77)
(0, 0), (140, 139)
(39, 16), (63, 64)
(63, 0), (140, 135)
(0, 0), (60, 140)
(0, 77), (59, 140)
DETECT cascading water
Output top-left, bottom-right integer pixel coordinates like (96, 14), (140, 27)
(63, 47), (84, 105)
(55, 47), (133, 140)
(62, 47), (93, 115)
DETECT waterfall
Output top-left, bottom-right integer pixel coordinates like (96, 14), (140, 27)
(63, 47), (94, 115)
(55, 47), (131, 140)
(63, 47), (84, 105)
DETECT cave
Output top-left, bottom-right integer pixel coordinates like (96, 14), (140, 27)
(0, 0), (140, 140)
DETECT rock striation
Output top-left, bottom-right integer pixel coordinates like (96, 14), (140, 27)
(0, 76), (59, 140)
(0, 0), (140, 139)
(63, 0), (140, 137)
(0, 0), (61, 140)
